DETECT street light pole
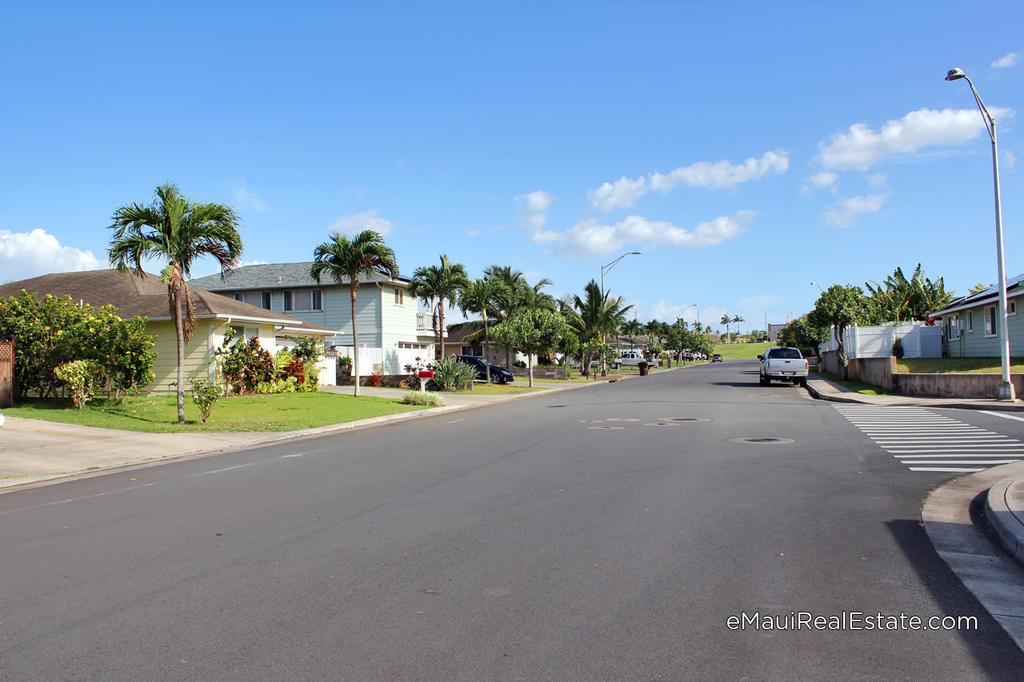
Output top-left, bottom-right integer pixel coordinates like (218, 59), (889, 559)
(599, 251), (641, 376)
(947, 67), (1014, 400)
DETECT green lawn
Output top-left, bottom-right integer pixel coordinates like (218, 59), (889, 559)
(713, 342), (774, 361)
(897, 357), (1024, 375)
(6, 392), (424, 433)
(815, 371), (891, 396)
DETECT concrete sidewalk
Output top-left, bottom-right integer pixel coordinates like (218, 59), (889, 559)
(922, 460), (1024, 650)
(805, 373), (1024, 411)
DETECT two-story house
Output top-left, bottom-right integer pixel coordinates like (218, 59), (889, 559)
(191, 263), (440, 375)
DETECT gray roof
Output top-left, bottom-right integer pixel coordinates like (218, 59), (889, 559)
(191, 262), (409, 292)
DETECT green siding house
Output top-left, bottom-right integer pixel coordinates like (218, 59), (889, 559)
(931, 274), (1024, 357)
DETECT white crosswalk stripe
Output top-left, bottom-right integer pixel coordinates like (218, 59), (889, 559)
(833, 405), (1024, 473)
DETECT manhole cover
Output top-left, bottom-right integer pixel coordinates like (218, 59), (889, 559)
(588, 425), (626, 431)
(657, 417), (712, 423)
(548, 405), (566, 408)
(644, 421), (681, 426)
(729, 437), (796, 445)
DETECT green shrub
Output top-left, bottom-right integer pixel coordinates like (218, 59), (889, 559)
(0, 292), (155, 399)
(292, 336), (324, 364)
(217, 329), (275, 394)
(190, 377), (222, 423)
(401, 391), (443, 407)
(54, 360), (100, 409)
(429, 356), (477, 391)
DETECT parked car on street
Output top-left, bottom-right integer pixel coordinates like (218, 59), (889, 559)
(758, 347), (809, 386)
(456, 355), (515, 384)
(711, 353), (723, 362)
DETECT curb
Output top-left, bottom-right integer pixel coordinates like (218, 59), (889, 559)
(985, 477), (1024, 567)
(920, 462), (1024, 652)
(0, 371), (653, 495)
(803, 376), (1024, 412)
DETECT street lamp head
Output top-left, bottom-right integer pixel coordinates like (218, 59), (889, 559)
(945, 67), (966, 81)
(630, 251), (642, 255)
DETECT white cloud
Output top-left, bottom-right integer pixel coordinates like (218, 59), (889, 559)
(328, 208), (392, 235)
(588, 176), (648, 212)
(867, 173), (888, 188)
(802, 171), (839, 194)
(465, 228), (481, 238)
(0, 229), (101, 283)
(1005, 150), (1018, 170)
(587, 150), (788, 212)
(649, 150), (789, 193)
(818, 108), (1012, 171)
(536, 210), (755, 257)
(823, 193), (889, 228)
(239, 259), (269, 267)
(232, 181), (269, 212)
(515, 191), (553, 213)
(992, 52), (1019, 69)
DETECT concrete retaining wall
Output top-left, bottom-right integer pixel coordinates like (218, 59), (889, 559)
(893, 373), (1024, 399)
(511, 366), (567, 380)
(846, 356), (896, 391)
(821, 351), (841, 376)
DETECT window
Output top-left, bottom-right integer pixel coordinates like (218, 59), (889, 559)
(283, 288), (323, 312)
(967, 311), (973, 333)
(229, 325), (259, 344)
(948, 314), (960, 340)
(986, 306), (997, 336)
(1010, 300), (1017, 316)
(234, 291), (272, 310)
(394, 288), (404, 305)
(398, 341), (429, 350)
(769, 348), (802, 359)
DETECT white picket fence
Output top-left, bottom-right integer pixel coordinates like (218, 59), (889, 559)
(822, 322), (941, 359)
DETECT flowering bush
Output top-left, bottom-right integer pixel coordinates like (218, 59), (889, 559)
(217, 329), (275, 394)
(0, 292), (155, 400)
(54, 360), (100, 409)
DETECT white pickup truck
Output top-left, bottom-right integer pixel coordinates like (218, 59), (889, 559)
(610, 350), (649, 369)
(758, 347), (809, 387)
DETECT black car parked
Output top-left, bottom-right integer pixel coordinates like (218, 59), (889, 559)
(456, 355), (515, 384)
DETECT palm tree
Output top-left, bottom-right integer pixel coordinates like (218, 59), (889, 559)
(570, 280), (632, 376)
(458, 277), (499, 382)
(410, 255), (469, 359)
(311, 230), (398, 397)
(621, 319), (644, 349)
(483, 265), (527, 368)
(732, 315), (745, 342)
(720, 314), (732, 343)
(109, 183), (242, 424)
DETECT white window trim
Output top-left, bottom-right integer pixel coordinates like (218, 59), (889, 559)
(967, 310), (973, 333)
(985, 306), (997, 337)
(949, 314), (960, 341)
(284, 288), (323, 312)
(1009, 300), (1017, 316)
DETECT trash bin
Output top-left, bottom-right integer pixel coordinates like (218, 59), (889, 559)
(638, 361), (649, 376)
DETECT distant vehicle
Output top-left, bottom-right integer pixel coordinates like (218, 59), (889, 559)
(456, 356), (515, 384)
(758, 347), (809, 386)
(710, 353), (723, 363)
(610, 350), (648, 369)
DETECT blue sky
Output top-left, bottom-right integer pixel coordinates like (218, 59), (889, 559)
(1, 1), (1023, 332)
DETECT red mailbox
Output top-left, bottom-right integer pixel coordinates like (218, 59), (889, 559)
(418, 370), (435, 379)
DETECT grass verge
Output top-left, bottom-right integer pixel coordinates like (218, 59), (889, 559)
(6, 392), (425, 433)
(897, 357), (1024, 375)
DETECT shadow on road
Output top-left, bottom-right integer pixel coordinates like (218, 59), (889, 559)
(885, 519), (1024, 677)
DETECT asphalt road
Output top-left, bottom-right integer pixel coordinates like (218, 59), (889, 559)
(2, 361), (1023, 680)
